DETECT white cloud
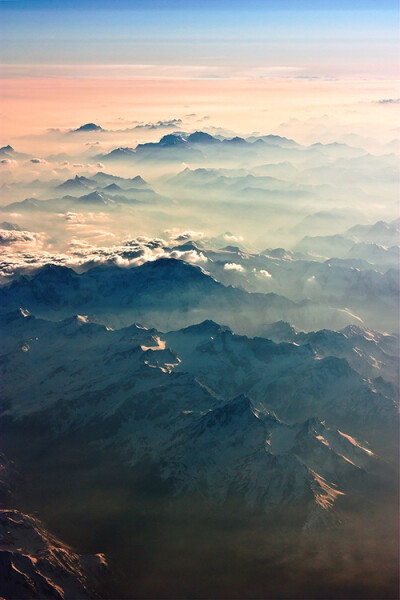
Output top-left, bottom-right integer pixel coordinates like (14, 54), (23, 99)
(0, 228), (45, 251)
(223, 233), (243, 243)
(224, 262), (245, 272)
(258, 269), (272, 278)
(169, 250), (208, 263)
(0, 231), (212, 279)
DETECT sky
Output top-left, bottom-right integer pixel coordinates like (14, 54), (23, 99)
(0, 0), (399, 141)
(1, 0), (398, 77)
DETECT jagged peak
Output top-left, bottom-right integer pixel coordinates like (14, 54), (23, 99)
(32, 263), (77, 282)
(136, 257), (207, 277)
(108, 147), (135, 154)
(119, 322), (159, 339)
(132, 175), (147, 184)
(187, 131), (218, 144)
(224, 136), (247, 144)
(56, 175), (90, 188)
(159, 133), (186, 146)
(178, 320), (231, 336)
(172, 241), (203, 252)
(341, 324), (367, 337)
(103, 183), (122, 191)
(78, 190), (107, 202)
(73, 122), (103, 132)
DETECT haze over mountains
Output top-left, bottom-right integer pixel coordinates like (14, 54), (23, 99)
(0, 120), (398, 599)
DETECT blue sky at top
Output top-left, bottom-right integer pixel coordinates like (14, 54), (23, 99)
(0, 0), (398, 9)
(0, 0), (398, 77)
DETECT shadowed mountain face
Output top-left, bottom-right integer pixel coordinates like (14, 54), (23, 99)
(0, 305), (398, 598)
(0, 122), (398, 599)
(0, 258), (385, 334)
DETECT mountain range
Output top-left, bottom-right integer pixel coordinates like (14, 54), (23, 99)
(0, 124), (398, 599)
